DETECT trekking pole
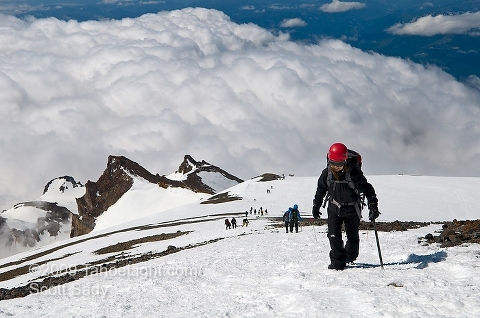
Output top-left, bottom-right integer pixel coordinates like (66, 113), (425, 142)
(312, 221), (318, 242)
(373, 219), (384, 269)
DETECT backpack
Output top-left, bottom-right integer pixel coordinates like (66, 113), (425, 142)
(324, 149), (365, 217)
(290, 209), (299, 221)
(283, 211), (290, 222)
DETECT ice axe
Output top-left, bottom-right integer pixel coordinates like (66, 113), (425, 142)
(372, 219), (384, 269)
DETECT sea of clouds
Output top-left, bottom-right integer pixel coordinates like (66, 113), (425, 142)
(0, 8), (479, 208)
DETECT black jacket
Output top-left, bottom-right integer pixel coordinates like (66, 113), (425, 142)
(313, 166), (376, 215)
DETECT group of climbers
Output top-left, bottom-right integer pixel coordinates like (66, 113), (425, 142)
(282, 204), (302, 233)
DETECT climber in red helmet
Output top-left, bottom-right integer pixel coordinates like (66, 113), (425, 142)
(312, 143), (379, 270)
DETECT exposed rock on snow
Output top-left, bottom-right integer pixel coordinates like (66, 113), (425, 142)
(256, 173), (284, 182)
(422, 219), (480, 247)
(272, 218), (434, 232)
(200, 192), (243, 204)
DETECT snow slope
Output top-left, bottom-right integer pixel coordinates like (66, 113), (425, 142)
(93, 177), (206, 232)
(94, 174), (480, 234)
(0, 175), (479, 317)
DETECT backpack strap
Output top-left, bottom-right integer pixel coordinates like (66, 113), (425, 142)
(322, 169), (333, 209)
(323, 168), (366, 218)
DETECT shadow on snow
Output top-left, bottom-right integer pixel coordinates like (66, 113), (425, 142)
(353, 251), (448, 269)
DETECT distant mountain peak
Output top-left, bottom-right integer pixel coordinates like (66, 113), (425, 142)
(177, 155), (209, 175)
(43, 176), (83, 195)
(107, 155), (158, 182)
(174, 154), (243, 183)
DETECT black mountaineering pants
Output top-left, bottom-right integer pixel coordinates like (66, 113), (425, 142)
(290, 220), (299, 233)
(327, 211), (360, 268)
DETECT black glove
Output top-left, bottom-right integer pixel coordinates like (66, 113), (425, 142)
(368, 197), (380, 221)
(312, 206), (321, 219)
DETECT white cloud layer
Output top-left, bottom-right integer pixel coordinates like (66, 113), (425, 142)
(280, 18), (307, 28)
(387, 11), (480, 36)
(0, 8), (480, 208)
(320, 0), (366, 13)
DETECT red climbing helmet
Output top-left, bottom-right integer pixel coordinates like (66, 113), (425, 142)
(327, 143), (348, 162)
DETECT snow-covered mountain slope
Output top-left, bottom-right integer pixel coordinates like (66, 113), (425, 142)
(0, 155), (244, 258)
(0, 177), (84, 259)
(0, 175), (479, 316)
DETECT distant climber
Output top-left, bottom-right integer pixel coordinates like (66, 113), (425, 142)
(225, 218), (231, 230)
(289, 204), (302, 233)
(283, 208), (291, 233)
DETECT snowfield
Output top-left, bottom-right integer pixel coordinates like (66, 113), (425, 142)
(0, 175), (479, 317)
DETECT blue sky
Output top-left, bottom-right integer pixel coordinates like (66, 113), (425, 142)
(2, 0), (479, 81)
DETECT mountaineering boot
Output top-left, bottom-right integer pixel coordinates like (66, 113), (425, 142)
(345, 255), (357, 264)
(328, 263), (346, 270)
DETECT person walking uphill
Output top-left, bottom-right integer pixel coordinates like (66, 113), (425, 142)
(283, 208), (291, 233)
(225, 218), (231, 230)
(312, 143), (380, 270)
(289, 204), (302, 233)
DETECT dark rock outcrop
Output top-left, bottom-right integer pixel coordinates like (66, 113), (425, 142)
(256, 173), (283, 182)
(422, 219), (480, 247)
(73, 156), (147, 237)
